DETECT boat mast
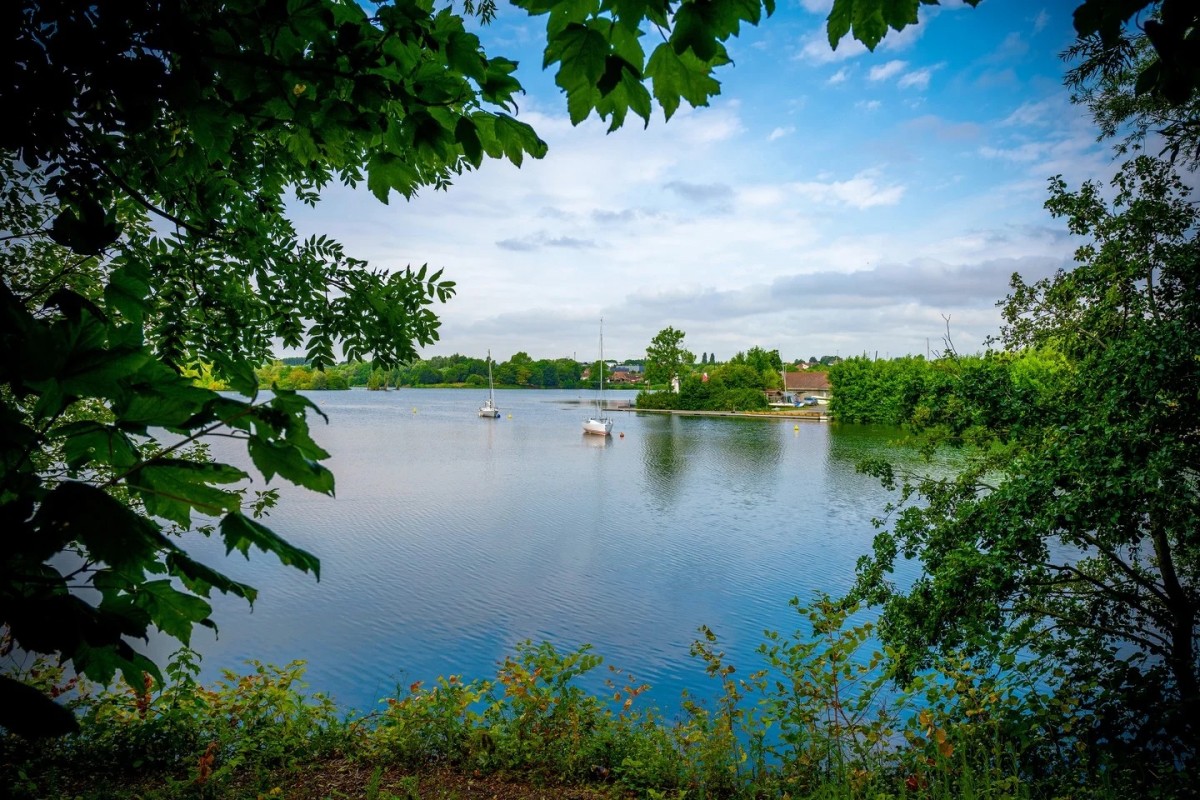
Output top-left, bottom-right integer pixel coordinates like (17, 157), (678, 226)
(599, 318), (604, 412)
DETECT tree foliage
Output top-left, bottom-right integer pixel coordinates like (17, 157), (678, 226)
(729, 346), (783, 389)
(1069, 0), (1200, 109)
(850, 156), (1200, 773)
(644, 326), (694, 386)
(1066, 8), (1200, 169)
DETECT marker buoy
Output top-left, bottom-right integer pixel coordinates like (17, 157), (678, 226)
(794, 424), (799, 431)
(619, 432), (624, 438)
(507, 413), (512, 419)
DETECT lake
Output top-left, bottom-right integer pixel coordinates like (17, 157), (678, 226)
(160, 388), (915, 715)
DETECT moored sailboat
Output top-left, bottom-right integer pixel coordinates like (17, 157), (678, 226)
(479, 350), (500, 418)
(583, 320), (613, 436)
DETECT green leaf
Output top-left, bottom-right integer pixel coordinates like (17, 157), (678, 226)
(166, 550), (259, 603)
(129, 459), (248, 527)
(73, 640), (162, 690)
(211, 352), (260, 396)
(851, 0), (888, 50)
(547, 23), (609, 89)
(445, 31), (487, 82)
(672, 1), (721, 61)
(220, 512), (321, 579)
(493, 114), (549, 165)
(366, 152), (419, 203)
(33, 482), (171, 570)
(55, 420), (140, 471)
(247, 435), (335, 494)
(104, 264), (151, 326)
(646, 44), (722, 120)
(133, 580), (213, 644)
(827, 0), (853, 49)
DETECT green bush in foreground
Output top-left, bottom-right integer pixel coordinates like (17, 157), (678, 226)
(2, 600), (1183, 799)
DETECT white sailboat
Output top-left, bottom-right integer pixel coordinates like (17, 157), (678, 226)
(479, 350), (500, 418)
(583, 320), (613, 436)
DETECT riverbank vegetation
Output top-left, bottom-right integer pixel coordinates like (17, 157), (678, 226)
(6, 598), (1164, 800)
(826, 350), (1066, 427)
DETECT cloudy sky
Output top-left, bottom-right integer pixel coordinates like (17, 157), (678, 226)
(292, 0), (1109, 364)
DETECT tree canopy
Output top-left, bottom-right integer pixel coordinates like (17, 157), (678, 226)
(838, 0), (1200, 780)
(849, 151), (1200, 777)
(643, 326), (694, 387)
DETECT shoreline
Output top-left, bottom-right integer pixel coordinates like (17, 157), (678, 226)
(617, 406), (830, 422)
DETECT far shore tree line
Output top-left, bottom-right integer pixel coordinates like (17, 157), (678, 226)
(195, 349), (846, 392)
(217, 341), (1071, 429)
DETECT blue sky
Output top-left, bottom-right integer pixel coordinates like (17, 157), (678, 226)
(294, 0), (1106, 363)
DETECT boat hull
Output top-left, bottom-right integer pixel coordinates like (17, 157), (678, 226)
(583, 417), (613, 436)
(479, 403), (499, 418)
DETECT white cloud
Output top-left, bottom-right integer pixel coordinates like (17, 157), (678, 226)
(979, 143), (1047, 162)
(869, 60), (908, 81)
(1033, 9), (1049, 33)
(828, 67), (850, 85)
(856, 99), (882, 111)
(768, 126), (795, 142)
(790, 170), (906, 209)
(898, 68), (932, 90)
(1002, 99), (1058, 127)
(797, 29), (869, 64)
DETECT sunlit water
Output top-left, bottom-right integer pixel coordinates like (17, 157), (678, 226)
(154, 388), (917, 715)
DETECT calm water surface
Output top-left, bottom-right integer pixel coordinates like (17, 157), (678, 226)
(163, 388), (914, 714)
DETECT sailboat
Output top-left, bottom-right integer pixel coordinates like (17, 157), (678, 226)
(479, 350), (500, 418)
(582, 320), (614, 436)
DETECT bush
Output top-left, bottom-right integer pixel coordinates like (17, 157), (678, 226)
(634, 390), (675, 409)
(711, 388), (767, 411)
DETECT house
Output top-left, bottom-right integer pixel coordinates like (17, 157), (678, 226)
(583, 364), (643, 383)
(782, 370), (832, 404)
(608, 366), (643, 384)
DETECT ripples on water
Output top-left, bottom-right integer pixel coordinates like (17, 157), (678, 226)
(157, 389), (915, 714)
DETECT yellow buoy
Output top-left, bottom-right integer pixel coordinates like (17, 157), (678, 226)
(412, 407), (417, 413)
(794, 424), (799, 431)
(507, 413), (512, 419)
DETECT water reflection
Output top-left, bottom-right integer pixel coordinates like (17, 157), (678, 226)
(639, 415), (692, 509)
